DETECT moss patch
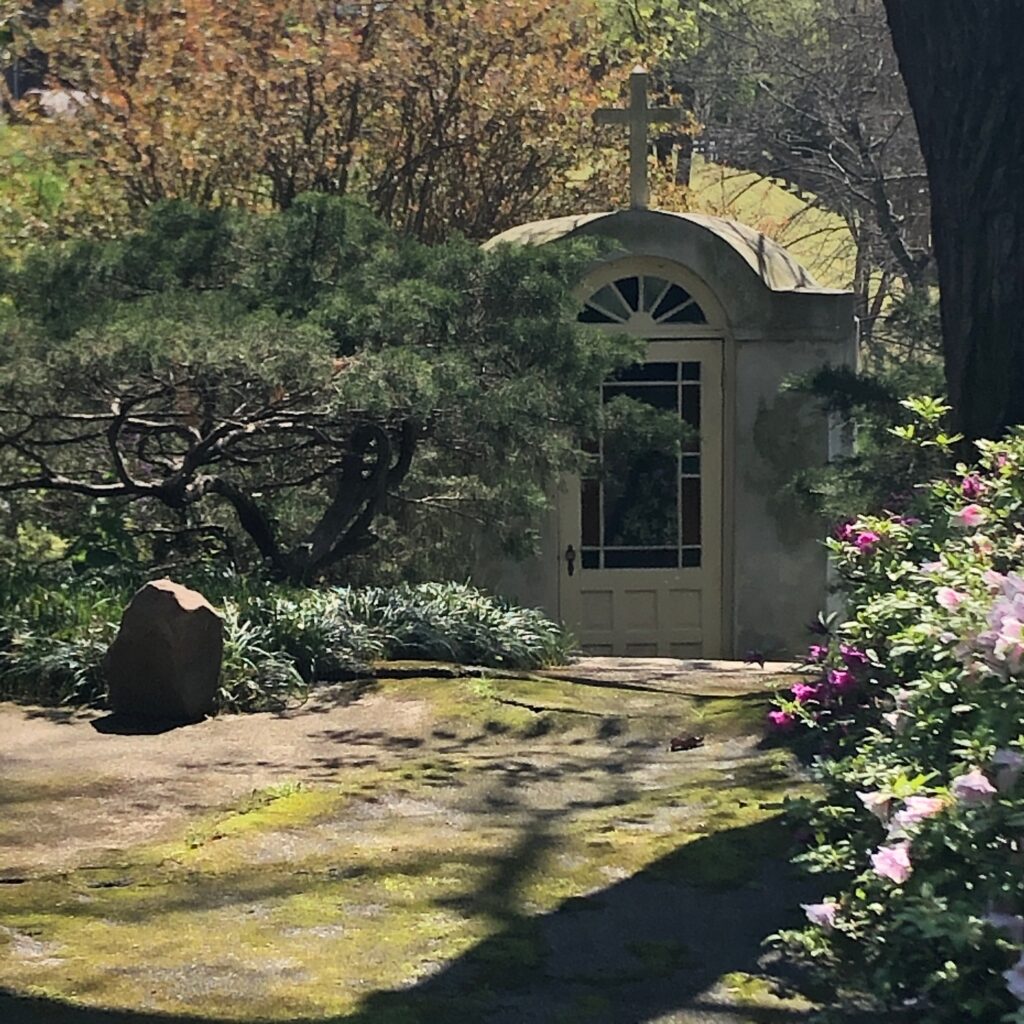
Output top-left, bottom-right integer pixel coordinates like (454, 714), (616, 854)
(0, 671), (815, 1022)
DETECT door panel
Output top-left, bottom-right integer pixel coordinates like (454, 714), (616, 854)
(559, 340), (723, 657)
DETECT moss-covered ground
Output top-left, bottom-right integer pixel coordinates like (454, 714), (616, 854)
(0, 664), (824, 1023)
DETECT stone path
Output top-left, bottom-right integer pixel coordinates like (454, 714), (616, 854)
(0, 658), (828, 1024)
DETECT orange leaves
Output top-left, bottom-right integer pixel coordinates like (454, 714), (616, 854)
(25, 0), (630, 238)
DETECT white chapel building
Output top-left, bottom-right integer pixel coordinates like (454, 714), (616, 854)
(480, 69), (856, 659)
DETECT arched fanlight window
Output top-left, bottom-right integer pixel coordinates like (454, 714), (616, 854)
(578, 274), (707, 326)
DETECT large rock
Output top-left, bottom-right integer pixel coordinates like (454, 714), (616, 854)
(104, 579), (224, 722)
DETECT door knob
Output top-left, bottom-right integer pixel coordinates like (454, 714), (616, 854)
(564, 544), (576, 577)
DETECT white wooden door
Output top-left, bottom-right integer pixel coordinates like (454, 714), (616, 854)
(558, 340), (723, 657)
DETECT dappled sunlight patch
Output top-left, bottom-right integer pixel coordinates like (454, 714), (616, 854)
(0, 673), (814, 1020)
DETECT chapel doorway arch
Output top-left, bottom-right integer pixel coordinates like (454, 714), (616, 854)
(559, 257), (728, 657)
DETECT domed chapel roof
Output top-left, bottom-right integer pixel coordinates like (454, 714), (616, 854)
(485, 209), (843, 295)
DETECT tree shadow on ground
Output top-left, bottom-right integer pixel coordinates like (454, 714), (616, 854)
(0, 816), (875, 1024)
(90, 714), (193, 735)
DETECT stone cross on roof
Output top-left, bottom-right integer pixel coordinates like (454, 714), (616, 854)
(593, 65), (684, 210)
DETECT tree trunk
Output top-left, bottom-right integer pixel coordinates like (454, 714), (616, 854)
(883, 1), (1024, 440)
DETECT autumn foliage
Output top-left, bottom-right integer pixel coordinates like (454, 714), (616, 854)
(24, 0), (618, 240)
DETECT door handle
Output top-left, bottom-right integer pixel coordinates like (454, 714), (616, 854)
(564, 544), (576, 577)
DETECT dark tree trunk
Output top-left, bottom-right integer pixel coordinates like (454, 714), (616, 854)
(883, 1), (1024, 440)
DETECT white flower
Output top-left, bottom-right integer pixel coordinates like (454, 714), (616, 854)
(857, 790), (893, 822)
(882, 711), (910, 735)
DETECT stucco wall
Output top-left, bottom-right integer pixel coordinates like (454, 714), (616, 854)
(730, 338), (846, 657)
(470, 501), (561, 620)
(482, 209), (857, 659)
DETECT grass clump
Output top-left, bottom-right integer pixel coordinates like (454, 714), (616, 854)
(333, 582), (574, 669)
(0, 579), (573, 712)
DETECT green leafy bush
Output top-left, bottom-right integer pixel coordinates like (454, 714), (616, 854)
(786, 362), (946, 522)
(770, 401), (1024, 1021)
(0, 578), (574, 712)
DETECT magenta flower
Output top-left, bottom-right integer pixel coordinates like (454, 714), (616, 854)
(827, 668), (856, 692)
(951, 504), (986, 529)
(801, 902), (838, 931)
(870, 841), (912, 884)
(806, 644), (828, 663)
(835, 522), (855, 541)
(840, 644), (869, 668)
(951, 768), (997, 805)
(854, 530), (881, 552)
(768, 709), (796, 731)
(791, 682), (820, 704)
(936, 587), (967, 611)
(962, 475), (985, 499)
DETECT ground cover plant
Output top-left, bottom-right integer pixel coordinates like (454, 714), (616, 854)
(769, 400), (1024, 1021)
(0, 577), (576, 712)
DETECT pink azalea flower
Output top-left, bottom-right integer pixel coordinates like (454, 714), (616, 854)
(901, 794), (946, 820)
(871, 842), (912, 884)
(994, 617), (1024, 672)
(835, 522), (855, 542)
(962, 475), (985, 499)
(993, 749), (1024, 792)
(802, 902), (838, 931)
(857, 790), (893, 823)
(854, 530), (881, 552)
(1005, 954), (1024, 1002)
(768, 709), (796, 731)
(951, 768), (997, 805)
(827, 668), (856, 692)
(984, 569), (1006, 591)
(920, 560), (945, 575)
(936, 587), (967, 611)
(951, 504), (986, 529)
(806, 644), (828, 663)
(889, 795), (946, 836)
(791, 682), (820, 704)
